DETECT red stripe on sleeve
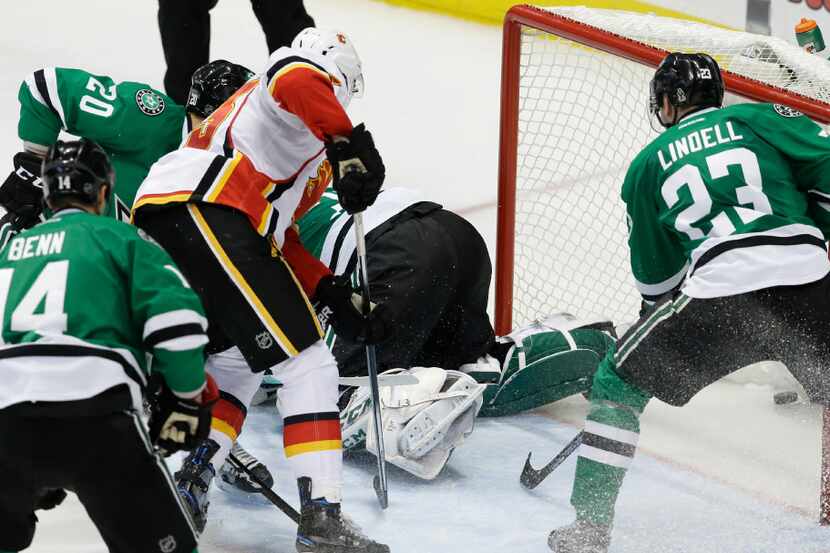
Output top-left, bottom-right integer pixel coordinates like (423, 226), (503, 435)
(271, 67), (353, 141)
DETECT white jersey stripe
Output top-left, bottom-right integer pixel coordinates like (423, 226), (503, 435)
(43, 67), (66, 128)
(578, 444), (633, 469)
(584, 420), (640, 446)
(23, 76), (46, 107)
(154, 334), (209, 352)
(143, 309), (208, 339)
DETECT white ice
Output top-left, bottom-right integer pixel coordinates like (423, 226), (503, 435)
(2, 0), (828, 551)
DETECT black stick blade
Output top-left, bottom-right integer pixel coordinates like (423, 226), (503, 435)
(519, 432), (583, 491)
(373, 475), (389, 509)
(520, 452), (544, 490)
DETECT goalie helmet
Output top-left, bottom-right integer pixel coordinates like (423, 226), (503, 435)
(292, 28), (364, 105)
(187, 60), (255, 119)
(649, 52), (724, 128)
(42, 139), (114, 208)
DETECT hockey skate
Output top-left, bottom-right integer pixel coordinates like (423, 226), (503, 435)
(548, 519), (611, 553)
(296, 478), (390, 553)
(175, 439), (219, 533)
(218, 442), (275, 493)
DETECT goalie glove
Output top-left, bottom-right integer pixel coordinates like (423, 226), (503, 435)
(313, 274), (387, 344)
(325, 124), (385, 214)
(148, 374), (219, 456)
(0, 152), (45, 230)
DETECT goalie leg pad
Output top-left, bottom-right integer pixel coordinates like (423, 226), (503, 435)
(354, 367), (485, 480)
(397, 370), (484, 459)
(478, 314), (616, 417)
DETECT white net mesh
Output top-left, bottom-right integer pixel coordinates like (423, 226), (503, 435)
(509, 6), (830, 328)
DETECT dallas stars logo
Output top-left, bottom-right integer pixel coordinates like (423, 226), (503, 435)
(135, 89), (166, 116)
(773, 104), (802, 118)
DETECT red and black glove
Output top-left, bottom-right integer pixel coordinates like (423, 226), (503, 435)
(148, 373), (219, 456)
(0, 152), (45, 230)
(313, 274), (387, 344)
(325, 124), (385, 215)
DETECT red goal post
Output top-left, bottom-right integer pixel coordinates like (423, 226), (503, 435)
(495, 4), (830, 337)
(495, 3), (830, 524)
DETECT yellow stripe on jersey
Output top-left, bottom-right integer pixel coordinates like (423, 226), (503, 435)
(205, 152), (244, 202)
(131, 192), (194, 220)
(268, 62), (331, 96)
(211, 418), (239, 441)
(256, 182), (278, 234)
(187, 204), (300, 357)
(284, 439), (342, 458)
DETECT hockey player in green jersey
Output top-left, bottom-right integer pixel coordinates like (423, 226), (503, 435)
(549, 52), (830, 553)
(0, 62), (253, 235)
(0, 139), (218, 553)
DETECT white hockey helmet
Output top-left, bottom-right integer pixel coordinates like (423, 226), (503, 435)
(292, 28), (364, 103)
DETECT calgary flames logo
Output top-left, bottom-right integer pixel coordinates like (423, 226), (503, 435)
(306, 159), (332, 197)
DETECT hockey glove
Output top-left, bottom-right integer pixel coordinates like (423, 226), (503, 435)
(325, 124), (385, 214)
(0, 152), (45, 230)
(313, 274), (387, 344)
(35, 489), (67, 511)
(149, 374), (219, 456)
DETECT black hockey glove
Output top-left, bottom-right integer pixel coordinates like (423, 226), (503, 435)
(148, 374), (218, 456)
(313, 274), (386, 344)
(325, 124), (385, 214)
(35, 489), (67, 511)
(0, 152), (45, 230)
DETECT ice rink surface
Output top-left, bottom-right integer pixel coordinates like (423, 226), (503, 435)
(2, 0), (829, 551)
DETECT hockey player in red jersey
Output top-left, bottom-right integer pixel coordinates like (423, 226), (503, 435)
(132, 28), (389, 553)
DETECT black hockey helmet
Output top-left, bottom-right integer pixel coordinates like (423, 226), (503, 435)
(649, 52), (724, 128)
(186, 60), (255, 119)
(42, 139), (114, 207)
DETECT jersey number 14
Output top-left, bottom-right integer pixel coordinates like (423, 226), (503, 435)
(0, 261), (68, 337)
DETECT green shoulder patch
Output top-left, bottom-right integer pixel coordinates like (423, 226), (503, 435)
(135, 89), (165, 116)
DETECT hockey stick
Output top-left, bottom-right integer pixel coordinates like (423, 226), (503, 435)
(353, 212), (389, 509)
(338, 373), (418, 387)
(520, 432), (583, 490)
(227, 452), (301, 524)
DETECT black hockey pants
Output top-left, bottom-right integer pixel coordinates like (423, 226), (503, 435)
(158, 0), (314, 103)
(334, 207), (495, 377)
(0, 394), (197, 553)
(617, 273), (830, 406)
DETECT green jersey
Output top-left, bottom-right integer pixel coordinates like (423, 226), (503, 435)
(17, 67), (185, 222)
(0, 209), (207, 412)
(297, 186), (424, 274)
(624, 103), (830, 301)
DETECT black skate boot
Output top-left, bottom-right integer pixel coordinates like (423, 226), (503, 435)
(548, 518), (611, 553)
(219, 441), (275, 493)
(175, 439), (219, 533)
(295, 477), (390, 553)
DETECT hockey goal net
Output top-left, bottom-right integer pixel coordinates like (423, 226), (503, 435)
(495, 5), (830, 335)
(494, 4), (830, 523)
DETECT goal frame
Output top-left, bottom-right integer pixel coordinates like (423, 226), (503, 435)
(495, 4), (830, 337)
(494, 3), (830, 525)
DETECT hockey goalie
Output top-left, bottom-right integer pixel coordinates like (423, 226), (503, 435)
(242, 183), (617, 481)
(338, 313), (615, 480)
